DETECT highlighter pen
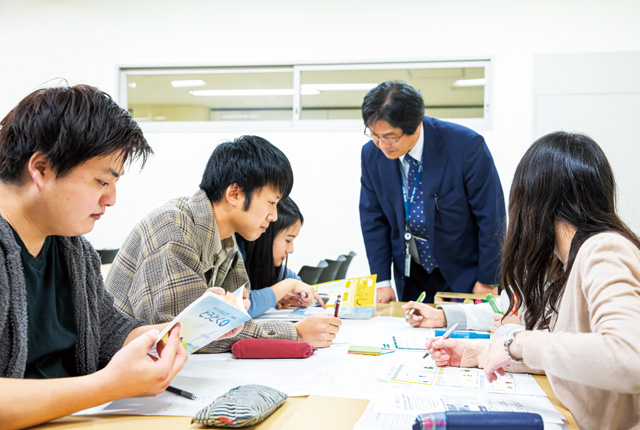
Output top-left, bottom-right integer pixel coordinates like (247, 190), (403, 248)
(434, 329), (491, 339)
(424, 322), (459, 358)
(334, 294), (342, 318)
(166, 385), (197, 400)
(405, 291), (427, 321)
(486, 293), (504, 315)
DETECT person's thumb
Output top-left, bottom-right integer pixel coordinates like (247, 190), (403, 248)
(131, 328), (160, 353)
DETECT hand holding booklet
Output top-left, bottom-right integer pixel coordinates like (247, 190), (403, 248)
(155, 286), (250, 354)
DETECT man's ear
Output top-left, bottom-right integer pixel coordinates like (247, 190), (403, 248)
(27, 152), (54, 188)
(225, 184), (245, 208)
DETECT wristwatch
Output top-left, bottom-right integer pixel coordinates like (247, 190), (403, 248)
(504, 329), (524, 363)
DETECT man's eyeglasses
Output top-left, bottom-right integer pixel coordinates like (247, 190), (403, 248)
(364, 129), (404, 144)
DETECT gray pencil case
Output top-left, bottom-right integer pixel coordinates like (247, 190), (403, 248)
(191, 384), (287, 428)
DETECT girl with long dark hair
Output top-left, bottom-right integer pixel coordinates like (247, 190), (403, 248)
(427, 132), (640, 429)
(238, 197), (324, 317)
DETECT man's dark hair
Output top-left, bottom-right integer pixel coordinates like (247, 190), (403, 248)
(361, 81), (425, 135)
(200, 135), (293, 209)
(0, 84), (152, 183)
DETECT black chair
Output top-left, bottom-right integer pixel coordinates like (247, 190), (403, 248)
(334, 251), (356, 280)
(97, 249), (119, 264)
(316, 256), (345, 284)
(298, 260), (328, 285)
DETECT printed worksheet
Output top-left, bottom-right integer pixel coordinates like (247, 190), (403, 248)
(387, 364), (525, 394)
(353, 385), (565, 430)
(314, 275), (377, 319)
(382, 334), (430, 350)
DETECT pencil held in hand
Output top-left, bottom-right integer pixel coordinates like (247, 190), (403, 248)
(334, 294), (342, 317)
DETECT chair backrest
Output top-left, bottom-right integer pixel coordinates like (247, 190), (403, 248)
(298, 260), (328, 285)
(97, 249), (119, 265)
(316, 256), (345, 284)
(334, 250), (356, 280)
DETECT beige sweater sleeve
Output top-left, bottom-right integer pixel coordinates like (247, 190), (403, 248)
(522, 234), (640, 393)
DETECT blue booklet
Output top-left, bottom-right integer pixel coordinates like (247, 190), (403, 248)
(155, 287), (250, 354)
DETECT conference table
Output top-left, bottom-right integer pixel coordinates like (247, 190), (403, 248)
(36, 303), (577, 430)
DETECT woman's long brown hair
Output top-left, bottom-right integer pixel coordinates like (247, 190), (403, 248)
(502, 132), (640, 330)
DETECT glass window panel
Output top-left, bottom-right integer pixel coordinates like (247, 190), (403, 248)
(126, 69), (293, 122)
(121, 62), (489, 127)
(299, 66), (485, 121)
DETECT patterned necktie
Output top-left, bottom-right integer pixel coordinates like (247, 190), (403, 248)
(405, 154), (437, 274)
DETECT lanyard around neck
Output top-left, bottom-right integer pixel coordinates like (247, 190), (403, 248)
(400, 157), (423, 223)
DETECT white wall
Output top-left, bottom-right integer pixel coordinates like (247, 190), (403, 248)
(1, 0), (639, 277)
(534, 51), (640, 235)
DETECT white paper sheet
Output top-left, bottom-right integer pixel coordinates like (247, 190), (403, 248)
(386, 362), (547, 397)
(75, 341), (351, 416)
(354, 386), (565, 430)
(74, 316), (564, 428)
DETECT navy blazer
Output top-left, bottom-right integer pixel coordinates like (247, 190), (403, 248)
(359, 117), (506, 298)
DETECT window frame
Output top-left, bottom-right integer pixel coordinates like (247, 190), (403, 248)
(117, 59), (492, 133)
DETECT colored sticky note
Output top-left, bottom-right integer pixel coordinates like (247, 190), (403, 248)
(348, 345), (382, 356)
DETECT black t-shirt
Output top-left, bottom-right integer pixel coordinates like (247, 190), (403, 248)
(11, 228), (78, 378)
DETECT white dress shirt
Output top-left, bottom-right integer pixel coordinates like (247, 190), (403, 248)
(377, 123), (425, 295)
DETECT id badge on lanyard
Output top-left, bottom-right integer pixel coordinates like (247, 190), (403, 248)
(401, 160), (422, 278)
(404, 227), (412, 277)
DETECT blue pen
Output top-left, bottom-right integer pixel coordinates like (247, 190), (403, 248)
(434, 329), (491, 339)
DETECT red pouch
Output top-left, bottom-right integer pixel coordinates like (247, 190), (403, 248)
(231, 338), (316, 359)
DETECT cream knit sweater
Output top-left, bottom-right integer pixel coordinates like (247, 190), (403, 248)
(463, 232), (640, 429)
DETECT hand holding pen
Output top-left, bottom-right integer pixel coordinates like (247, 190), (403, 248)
(424, 322), (458, 357)
(424, 323), (467, 367)
(404, 291), (426, 321)
(402, 295), (447, 328)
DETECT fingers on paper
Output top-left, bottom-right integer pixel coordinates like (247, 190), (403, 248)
(217, 323), (244, 340)
(314, 291), (327, 308)
(206, 287), (225, 297)
(157, 324), (187, 377)
(484, 366), (505, 383)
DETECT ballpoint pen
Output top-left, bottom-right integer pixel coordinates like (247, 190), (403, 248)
(405, 291), (426, 321)
(424, 322), (459, 358)
(166, 385), (197, 400)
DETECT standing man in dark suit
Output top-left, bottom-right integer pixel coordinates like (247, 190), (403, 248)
(359, 81), (506, 303)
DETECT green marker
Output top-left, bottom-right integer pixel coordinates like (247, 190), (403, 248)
(485, 293), (504, 315)
(405, 291), (427, 321)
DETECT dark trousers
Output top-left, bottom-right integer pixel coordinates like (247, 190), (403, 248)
(401, 260), (451, 303)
